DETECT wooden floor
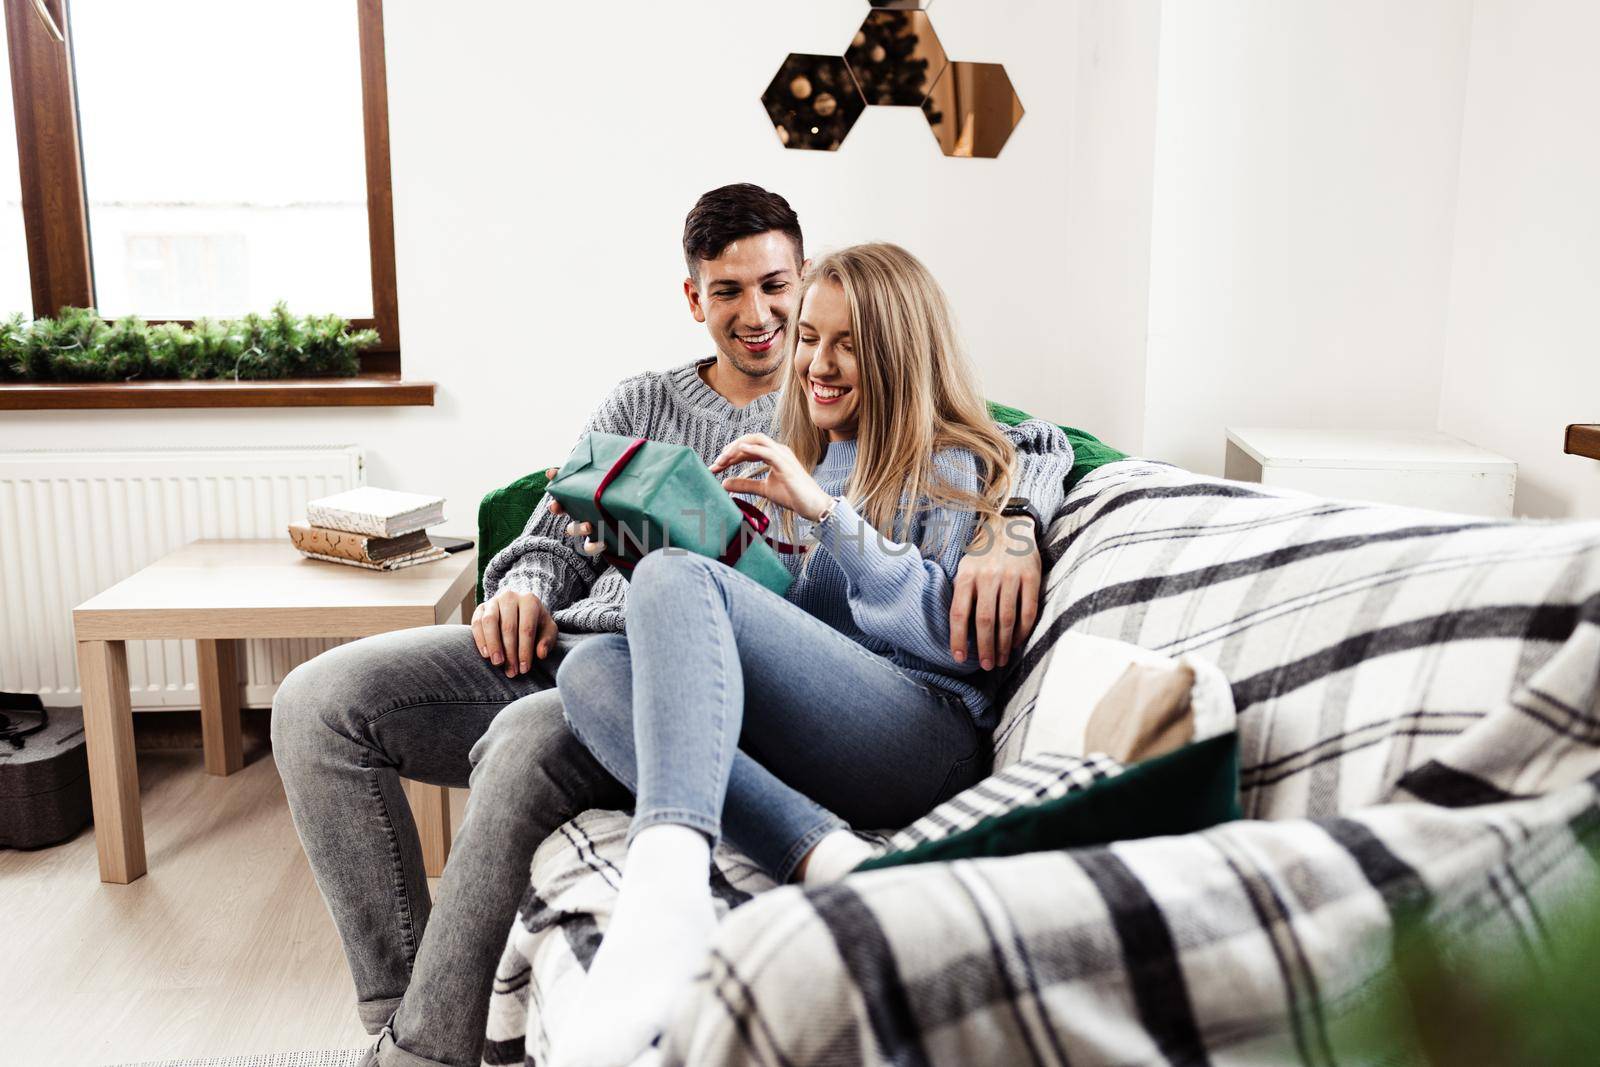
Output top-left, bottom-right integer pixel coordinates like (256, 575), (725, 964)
(0, 724), (462, 1067)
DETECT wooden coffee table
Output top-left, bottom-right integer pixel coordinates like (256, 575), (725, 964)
(72, 538), (478, 884)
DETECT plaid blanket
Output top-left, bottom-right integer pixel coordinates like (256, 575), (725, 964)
(482, 811), (779, 1066)
(486, 459), (1600, 1066)
(482, 756), (1120, 1066)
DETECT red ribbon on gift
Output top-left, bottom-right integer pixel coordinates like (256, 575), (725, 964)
(592, 437), (648, 572)
(719, 497), (810, 568)
(591, 436), (807, 574)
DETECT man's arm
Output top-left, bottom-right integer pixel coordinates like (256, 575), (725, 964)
(1000, 419), (1075, 534)
(474, 378), (645, 676)
(949, 420), (1074, 671)
(480, 474), (606, 604)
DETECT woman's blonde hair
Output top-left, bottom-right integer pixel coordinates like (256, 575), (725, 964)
(773, 242), (1014, 549)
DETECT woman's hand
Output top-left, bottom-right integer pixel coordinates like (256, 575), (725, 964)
(710, 433), (834, 520)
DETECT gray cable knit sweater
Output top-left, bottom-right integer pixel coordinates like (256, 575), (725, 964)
(481, 357), (1074, 634)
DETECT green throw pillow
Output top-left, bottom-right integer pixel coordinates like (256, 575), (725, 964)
(856, 733), (1242, 872)
(476, 470), (551, 603)
(984, 400), (1129, 495)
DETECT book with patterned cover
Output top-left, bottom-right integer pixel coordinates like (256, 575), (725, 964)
(296, 545), (450, 571)
(306, 486), (445, 538)
(287, 522), (433, 563)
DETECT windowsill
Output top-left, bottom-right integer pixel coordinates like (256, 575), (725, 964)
(0, 373), (436, 410)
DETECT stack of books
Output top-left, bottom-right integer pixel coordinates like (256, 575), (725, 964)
(290, 487), (449, 571)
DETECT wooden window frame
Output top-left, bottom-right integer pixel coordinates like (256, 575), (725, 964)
(1, 0), (431, 409)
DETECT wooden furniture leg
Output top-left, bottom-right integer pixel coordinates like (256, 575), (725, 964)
(460, 588), (476, 624)
(196, 638), (244, 776)
(406, 778), (452, 877)
(77, 639), (147, 883)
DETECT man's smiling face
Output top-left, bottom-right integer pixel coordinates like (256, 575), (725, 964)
(685, 230), (803, 383)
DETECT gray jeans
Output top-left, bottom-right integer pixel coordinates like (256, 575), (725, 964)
(270, 624), (627, 1067)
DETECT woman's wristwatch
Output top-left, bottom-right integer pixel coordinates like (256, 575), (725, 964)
(812, 495), (841, 525)
(1000, 496), (1038, 536)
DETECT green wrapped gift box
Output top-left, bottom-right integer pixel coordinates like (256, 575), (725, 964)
(547, 432), (795, 597)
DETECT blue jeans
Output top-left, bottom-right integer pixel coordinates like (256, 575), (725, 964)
(557, 551), (989, 881)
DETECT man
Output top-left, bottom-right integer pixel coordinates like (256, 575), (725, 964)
(272, 184), (1072, 1067)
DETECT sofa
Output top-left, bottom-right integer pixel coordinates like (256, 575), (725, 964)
(478, 453), (1600, 1065)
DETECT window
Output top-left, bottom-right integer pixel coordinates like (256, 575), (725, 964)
(121, 234), (251, 317)
(71, 0), (374, 321)
(2, 0), (418, 406)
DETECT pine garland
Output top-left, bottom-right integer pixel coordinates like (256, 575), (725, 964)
(0, 304), (379, 383)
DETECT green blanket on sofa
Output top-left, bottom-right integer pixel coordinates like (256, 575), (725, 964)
(474, 402), (1126, 602)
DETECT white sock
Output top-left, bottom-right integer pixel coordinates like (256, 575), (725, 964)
(549, 824), (718, 1067)
(801, 830), (878, 886)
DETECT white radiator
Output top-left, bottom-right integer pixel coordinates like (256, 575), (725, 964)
(0, 445), (365, 709)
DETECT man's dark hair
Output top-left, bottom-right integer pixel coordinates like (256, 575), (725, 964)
(682, 183), (804, 282)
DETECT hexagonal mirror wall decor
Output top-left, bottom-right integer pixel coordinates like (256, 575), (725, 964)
(762, 54), (867, 152)
(761, 1), (1022, 158)
(845, 11), (947, 107)
(923, 61), (1025, 158)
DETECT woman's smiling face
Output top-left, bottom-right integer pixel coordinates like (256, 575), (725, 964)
(794, 279), (860, 442)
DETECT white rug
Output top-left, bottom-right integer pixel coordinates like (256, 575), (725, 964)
(116, 1052), (364, 1067)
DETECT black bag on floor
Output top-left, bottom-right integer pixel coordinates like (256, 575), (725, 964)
(0, 692), (92, 849)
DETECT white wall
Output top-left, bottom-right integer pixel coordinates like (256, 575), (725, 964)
(1437, 0), (1600, 518)
(0, 0), (1160, 534)
(1057, 0), (1164, 450)
(7, 0), (1595, 539)
(1144, 0), (1474, 477)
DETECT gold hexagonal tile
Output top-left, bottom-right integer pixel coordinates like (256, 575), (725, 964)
(922, 61), (1025, 158)
(762, 53), (868, 152)
(845, 10), (948, 107)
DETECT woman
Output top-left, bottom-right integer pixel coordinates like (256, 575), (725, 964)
(550, 243), (1069, 1067)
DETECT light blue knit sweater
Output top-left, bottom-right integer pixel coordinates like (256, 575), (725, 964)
(783, 438), (995, 725)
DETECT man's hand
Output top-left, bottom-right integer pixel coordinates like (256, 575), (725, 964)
(544, 468), (562, 514)
(949, 514), (1042, 670)
(545, 466), (605, 555)
(472, 588), (558, 677)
